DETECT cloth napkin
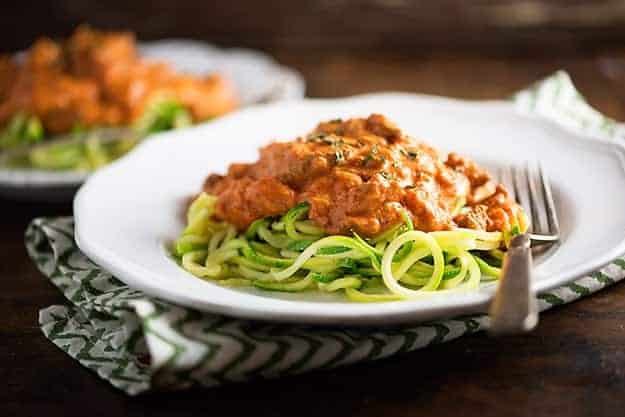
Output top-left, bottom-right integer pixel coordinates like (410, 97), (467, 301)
(26, 71), (625, 395)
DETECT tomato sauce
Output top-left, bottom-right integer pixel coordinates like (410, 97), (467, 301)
(0, 26), (237, 134)
(203, 114), (522, 237)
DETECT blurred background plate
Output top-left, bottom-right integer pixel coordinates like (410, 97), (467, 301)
(0, 40), (305, 202)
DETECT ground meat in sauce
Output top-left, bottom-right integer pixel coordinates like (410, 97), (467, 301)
(202, 114), (522, 237)
(0, 26), (237, 134)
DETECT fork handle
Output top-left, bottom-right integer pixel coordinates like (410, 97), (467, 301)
(488, 234), (539, 335)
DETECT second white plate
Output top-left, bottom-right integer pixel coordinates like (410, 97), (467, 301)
(0, 40), (304, 201)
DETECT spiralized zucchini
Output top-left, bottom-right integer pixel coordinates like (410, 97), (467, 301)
(172, 193), (519, 302)
(0, 98), (192, 171)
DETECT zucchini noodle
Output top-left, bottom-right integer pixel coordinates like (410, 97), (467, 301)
(1, 98), (192, 171)
(172, 192), (521, 302)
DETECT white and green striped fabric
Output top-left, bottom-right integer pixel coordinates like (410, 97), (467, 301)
(26, 71), (625, 395)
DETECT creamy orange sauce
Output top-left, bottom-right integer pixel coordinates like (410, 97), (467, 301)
(0, 26), (237, 134)
(203, 114), (522, 237)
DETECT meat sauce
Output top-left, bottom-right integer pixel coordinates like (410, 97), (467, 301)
(203, 114), (522, 237)
(0, 26), (237, 134)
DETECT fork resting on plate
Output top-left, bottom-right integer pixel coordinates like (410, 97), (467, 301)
(488, 163), (560, 335)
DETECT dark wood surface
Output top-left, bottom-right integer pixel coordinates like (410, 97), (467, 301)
(4, 50), (625, 417)
(4, 0), (625, 54)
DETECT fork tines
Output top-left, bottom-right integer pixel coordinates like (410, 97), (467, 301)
(498, 163), (560, 245)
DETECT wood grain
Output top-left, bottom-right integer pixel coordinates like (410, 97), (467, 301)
(3, 48), (625, 417)
(3, 0), (625, 54)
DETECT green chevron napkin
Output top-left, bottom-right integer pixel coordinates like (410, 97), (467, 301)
(26, 71), (625, 395)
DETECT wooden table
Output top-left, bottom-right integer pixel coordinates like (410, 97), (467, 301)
(3, 50), (625, 417)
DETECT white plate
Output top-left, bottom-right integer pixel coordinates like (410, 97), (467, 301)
(0, 40), (304, 201)
(74, 93), (625, 326)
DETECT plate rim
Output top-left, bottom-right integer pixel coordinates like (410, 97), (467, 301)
(73, 92), (625, 325)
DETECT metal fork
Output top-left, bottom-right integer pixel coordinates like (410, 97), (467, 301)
(488, 163), (560, 335)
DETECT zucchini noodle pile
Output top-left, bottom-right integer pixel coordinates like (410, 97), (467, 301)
(1, 98), (191, 171)
(172, 193), (515, 302)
